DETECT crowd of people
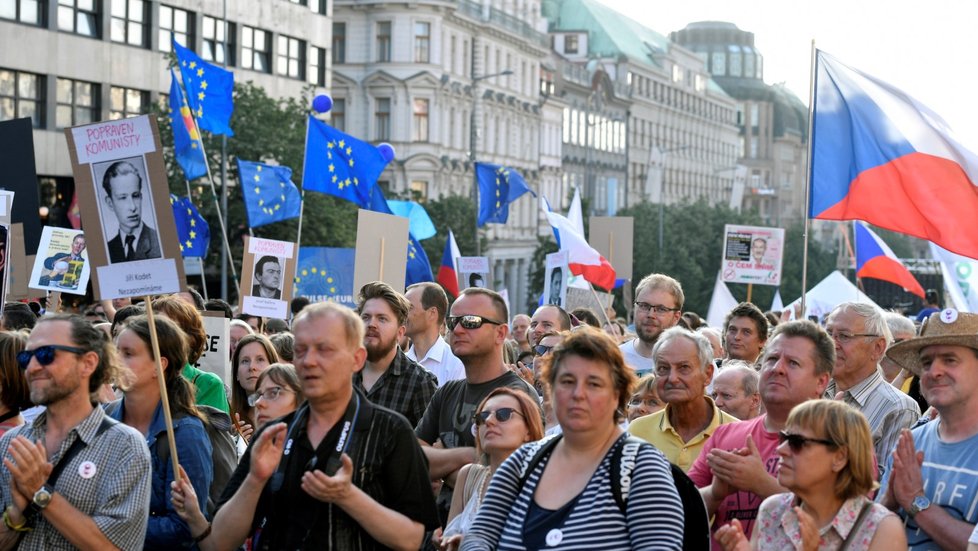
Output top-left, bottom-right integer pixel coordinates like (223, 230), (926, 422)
(0, 274), (973, 550)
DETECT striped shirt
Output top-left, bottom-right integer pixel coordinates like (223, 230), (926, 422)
(826, 367), (920, 469)
(460, 434), (685, 550)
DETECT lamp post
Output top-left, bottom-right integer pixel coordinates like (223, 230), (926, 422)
(470, 69), (513, 256)
(648, 144), (691, 260)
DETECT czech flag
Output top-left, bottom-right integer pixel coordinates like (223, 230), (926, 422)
(810, 50), (978, 259)
(437, 229), (461, 297)
(542, 199), (616, 291)
(854, 222), (925, 298)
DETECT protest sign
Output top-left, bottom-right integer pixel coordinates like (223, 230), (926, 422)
(63, 115), (186, 299)
(197, 313), (230, 386)
(239, 236), (298, 320)
(29, 227), (90, 295)
(295, 247), (356, 308)
(353, 209), (409, 293)
(0, 118), (42, 255)
(6, 224), (32, 300)
(458, 256), (490, 290)
(589, 216), (634, 283)
(543, 251), (569, 308)
(721, 224), (785, 286)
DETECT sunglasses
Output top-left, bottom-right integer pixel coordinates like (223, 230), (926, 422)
(533, 344), (554, 356)
(778, 431), (836, 453)
(17, 345), (88, 369)
(474, 407), (524, 426)
(446, 315), (505, 331)
(248, 386), (293, 407)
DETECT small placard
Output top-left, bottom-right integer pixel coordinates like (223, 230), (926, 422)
(96, 258), (181, 299)
(239, 236), (298, 319)
(458, 256), (491, 290)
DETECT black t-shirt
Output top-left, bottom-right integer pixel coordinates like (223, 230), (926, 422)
(414, 370), (537, 449)
(218, 391), (439, 550)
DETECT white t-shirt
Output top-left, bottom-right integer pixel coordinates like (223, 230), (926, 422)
(620, 339), (653, 376)
(406, 336), (466, 387)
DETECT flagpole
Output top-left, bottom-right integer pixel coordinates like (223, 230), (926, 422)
(185, 179), (210, 300)
(296, 115), (310, 249)
(801, 39), (817, 317)
(587, 282), (613, 328)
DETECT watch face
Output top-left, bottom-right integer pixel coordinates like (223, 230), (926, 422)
(33, 488), (52, 507)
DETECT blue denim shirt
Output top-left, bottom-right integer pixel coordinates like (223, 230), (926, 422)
(108, 399), (213, 550)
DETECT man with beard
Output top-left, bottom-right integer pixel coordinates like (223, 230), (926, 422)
(0, 315), (152, 549)
(353, 281), (437, 427)
(621, 273), (683, 376)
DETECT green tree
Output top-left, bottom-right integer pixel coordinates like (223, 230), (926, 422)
(420, 195), (484, 271)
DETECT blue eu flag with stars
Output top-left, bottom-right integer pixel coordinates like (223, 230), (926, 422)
(476, 162), (535, 227)
(366, 185), (433, 286)
(170, 195), (210, 258)
(237, 160), (302, 227)
(168, 69), (208, 181)
(173, 38), (235, 136)
(302, 115), (388, 208)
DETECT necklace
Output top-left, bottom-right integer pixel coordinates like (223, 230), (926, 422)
(477, 466), (493, 507)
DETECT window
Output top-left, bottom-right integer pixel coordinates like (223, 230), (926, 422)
(744, 53), (755, 80)
(286, 0), (306, 5)
(109, 86), (147, 119)
(410, 180), (428, 202)
(332, 22), (345, 64)
(413, 98), (429, 142)
(329, 98), (345, 132)
(728, 47), (742, 77)
(242, 26), (271, 73)
(0, 69), (43, 127)
(0, 0), (42, 25)
(158, 5), (192, 52)
(58, 0), (98, 36)
(414, 22), (430, 63)
(711, 52), (725, 76)
(110, 0), (147, 46)
(376, 21), (391, 62)
(375, 97), (390, 141)
(56, 78), (98, 128)
(309, 46), (325, 86)
(564, 34), (578, 55)
(202, 16), (234, 66)
(276, 35), (305, 79)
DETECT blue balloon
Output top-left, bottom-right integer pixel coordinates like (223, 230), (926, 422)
(312, 94), (333, 114)
(377, 143), (396, 162)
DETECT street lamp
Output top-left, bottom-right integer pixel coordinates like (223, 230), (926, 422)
(470, 69), (513, 256)
(647, 144), (691, 259)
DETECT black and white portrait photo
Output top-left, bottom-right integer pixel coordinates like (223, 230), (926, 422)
(251, 255), (284, 300)
(93, 157), (162, 264)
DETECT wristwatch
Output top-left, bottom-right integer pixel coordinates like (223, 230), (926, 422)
(28, 485), (54, 516)
(908, 493), (931, 517)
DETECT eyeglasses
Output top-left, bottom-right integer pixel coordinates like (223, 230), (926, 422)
(634, 302), (679, 315)
(17, 345), (88, 369)
(446, 315), (505, 331)
(534, 344), (554, 356)
(778, 431), (837, 453)
(248, 386), (294, 407)
(827, 331), (880, 344)
(474, 407), (524, 426)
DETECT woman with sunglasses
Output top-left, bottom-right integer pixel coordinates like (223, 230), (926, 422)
(440, 387), (544, 551)
(461, 327), (685, 550)
(107, 315), (213, 550)
(716, 399), (905, 550)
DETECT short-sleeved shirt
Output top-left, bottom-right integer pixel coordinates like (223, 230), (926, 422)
(182, 363), (230, 414)
(756, 494), (895, 550)
(687, 414), (781, 551)
(0, 406), (152, 551)
(878, 419), (978, 549)
(619, 339), (653, 376)
(353, 348), (438, 428)
(218, 390), (439, 550)
(407, 337), (466, 387)
(628, 396), (740, 472)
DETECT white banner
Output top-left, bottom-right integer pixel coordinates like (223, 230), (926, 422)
(930, 243), (978, 313)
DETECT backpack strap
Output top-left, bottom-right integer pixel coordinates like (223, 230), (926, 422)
(515, 434), (562, 490)
(609, 435), (644, 512)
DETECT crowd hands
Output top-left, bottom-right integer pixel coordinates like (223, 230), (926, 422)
(0, 277), (973, 550)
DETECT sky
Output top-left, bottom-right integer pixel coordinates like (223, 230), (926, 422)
(598, 0), (978, 146)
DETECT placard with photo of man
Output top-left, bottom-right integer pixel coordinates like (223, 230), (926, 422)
(94, 157), (162, 264)
(543, 251), (569, 307)
(239, 236), (297, 320)
(29, 227), (91, 294)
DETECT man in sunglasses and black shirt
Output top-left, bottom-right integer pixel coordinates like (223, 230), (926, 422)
(415, 287), (538, 525)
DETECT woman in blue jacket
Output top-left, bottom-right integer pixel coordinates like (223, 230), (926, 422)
(109, 315), (213, 550)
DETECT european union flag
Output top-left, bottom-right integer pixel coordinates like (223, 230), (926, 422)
(170, 195), (210, 258)
(366, 185), (433, 286)
(475, 162), (536, 227)
(303, 115), (388, 208)
(168, 70), (208, 181)
(295, 247), (356, 308)
(237, 160), (302, 227)
(173, 38), (234, 136)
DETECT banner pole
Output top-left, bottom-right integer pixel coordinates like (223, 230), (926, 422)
(801, 39), (817, 317)
(144, 297), (181, 481)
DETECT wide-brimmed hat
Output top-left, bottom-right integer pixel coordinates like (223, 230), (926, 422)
(885, 309), (978, 375)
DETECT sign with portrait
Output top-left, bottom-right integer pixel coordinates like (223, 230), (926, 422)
(458, 256), (490, 290)
(543, 251), (569, 308)
(63, 115), (186, 299)
(239, 236), (298, 320)
(29, 227), (91, 295)
(721, 224), (785, 286)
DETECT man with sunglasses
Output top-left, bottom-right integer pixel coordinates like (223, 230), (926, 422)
(0, 314), (152, 550)
(688, 319), (834, 549)
(824, 303), (920, 468)
(415, 287), (537, 524)
(621, 273), (684, 377)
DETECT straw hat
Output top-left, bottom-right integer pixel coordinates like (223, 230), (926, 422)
(885, 309), (978, 375)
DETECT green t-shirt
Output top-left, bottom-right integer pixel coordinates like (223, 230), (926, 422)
(181, 364), (230, 414)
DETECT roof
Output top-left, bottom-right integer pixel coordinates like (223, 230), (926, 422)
(543, 0), (669, 67)
(713, 77), (808, 139)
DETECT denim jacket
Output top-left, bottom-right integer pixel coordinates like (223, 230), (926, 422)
(108, 399), (213, 550)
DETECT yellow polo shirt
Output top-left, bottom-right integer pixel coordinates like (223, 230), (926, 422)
(628, 397), (739, 472)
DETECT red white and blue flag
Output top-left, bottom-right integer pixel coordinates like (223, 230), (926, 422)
(810, 50), (978, 259)
(542, 199), (616, 290)
(437, 229), (461, 297)
(854, 222), (925, 298)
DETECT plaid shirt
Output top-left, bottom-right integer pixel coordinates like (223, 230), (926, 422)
(0, 405), (152, 551)
(354, 348), (437, 427)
